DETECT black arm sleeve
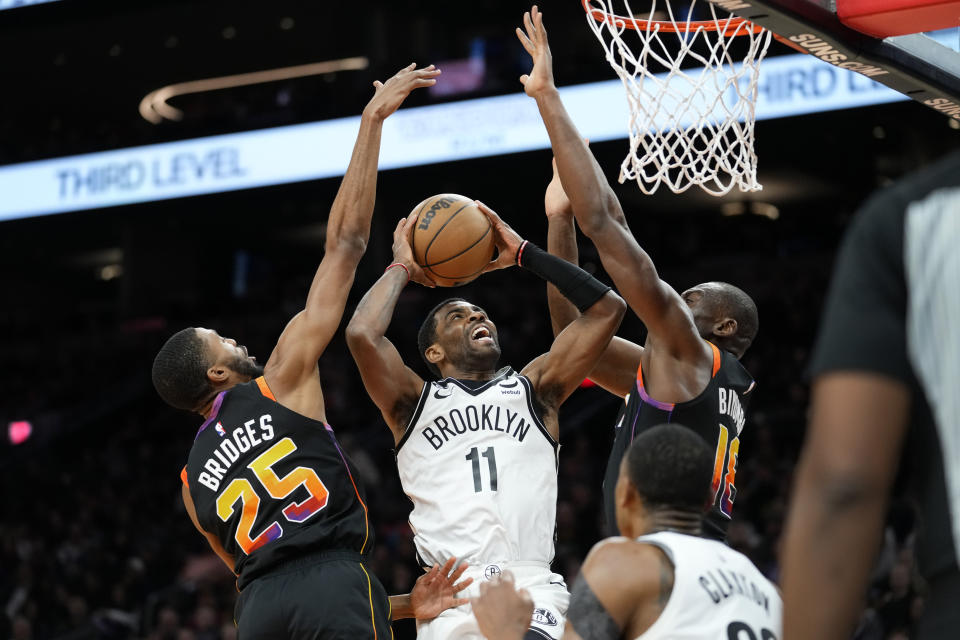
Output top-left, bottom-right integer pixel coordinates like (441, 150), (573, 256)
(518, 242), (611, 313)
(568, 574), (622, 640)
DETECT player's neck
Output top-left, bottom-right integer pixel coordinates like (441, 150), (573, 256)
(642, 510), (703, 537)
(443, 366), (497, 382)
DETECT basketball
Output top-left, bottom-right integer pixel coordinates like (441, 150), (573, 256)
(410, 193), (495, 287)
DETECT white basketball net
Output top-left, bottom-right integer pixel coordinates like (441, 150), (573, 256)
(584, 0), (772, 196)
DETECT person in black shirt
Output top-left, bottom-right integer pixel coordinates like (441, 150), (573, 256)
(781, 149), (960, 640)
(516, 7), (758, 541)
(151, 64), (471, 639)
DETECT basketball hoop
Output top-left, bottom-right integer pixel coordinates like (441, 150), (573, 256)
(582, 0), (773, 196)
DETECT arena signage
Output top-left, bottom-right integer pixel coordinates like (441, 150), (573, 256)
(4, 45), (951, 221)
(0, 0), (62, 10)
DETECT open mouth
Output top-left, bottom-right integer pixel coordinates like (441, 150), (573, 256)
(470, 325), (495, 346)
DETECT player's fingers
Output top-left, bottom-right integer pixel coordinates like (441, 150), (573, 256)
(498, 570), (517, 586)
(517, 588), (534, 606)
(406, 62), (417, 70)
(516, 27), (535, 54)
(448, 561), (469, 581)
(373, 80), (384, 89)
(452, 577), (473, 592)
(523, 11), (536, 41)
(519, 74), (530, 86)
(414, 78), (438, 87)
(439, 556), (458, 576)
(474, 200), (501, 223)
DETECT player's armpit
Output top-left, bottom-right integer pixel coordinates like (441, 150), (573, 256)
(181, 483), (236, 573)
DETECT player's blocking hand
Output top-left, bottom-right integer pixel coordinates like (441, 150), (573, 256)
(392, 213), (436, 288)
(410, 557), (473, 620)
(516, 5), (555, 98)
(472, 571), (534, 640)
(475, 201), (525, 274)
(364, 63), (441, 122)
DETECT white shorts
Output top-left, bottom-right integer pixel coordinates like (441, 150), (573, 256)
(415, 561), (569, 640)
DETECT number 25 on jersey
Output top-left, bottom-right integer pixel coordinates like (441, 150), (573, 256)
(215, 437), (329, 555)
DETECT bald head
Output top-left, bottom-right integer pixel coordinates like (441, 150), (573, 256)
(683, 282), (758, 359)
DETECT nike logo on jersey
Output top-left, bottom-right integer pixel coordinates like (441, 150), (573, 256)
(499, 380), (519, 388)
(421, 403), (531, 451)
(433, 387), (453, 399)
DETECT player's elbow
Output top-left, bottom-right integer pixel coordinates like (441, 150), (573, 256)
(594, 290), (627, 325)
(325, 233), (368, 262)
(800, 458), (884, 517)
(345, 319), (376, 351)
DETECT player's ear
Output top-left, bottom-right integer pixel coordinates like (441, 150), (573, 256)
(425, 344), (445, 367)
(713, 317), (738, 337)
(207, 365), (230, 384)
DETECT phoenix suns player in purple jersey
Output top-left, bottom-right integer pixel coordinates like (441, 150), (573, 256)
(151, 64), (472, 639)
(517, 6), (758, 541)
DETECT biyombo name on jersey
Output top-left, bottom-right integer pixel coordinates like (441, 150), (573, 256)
(422, 403), (533, 450)
(719, 388), (746, 435)
(197, 414), (275, 491)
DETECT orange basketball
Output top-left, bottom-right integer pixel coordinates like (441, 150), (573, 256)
(411, 193), (495, 287)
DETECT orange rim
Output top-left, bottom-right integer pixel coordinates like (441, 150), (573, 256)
(582, 0), (765, 36)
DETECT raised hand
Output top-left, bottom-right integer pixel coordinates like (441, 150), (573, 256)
(364, 63), (441, 122)
(409, 557), (473, 620)
(516, 5), (555, 98)
(475, 201), (525, 273)
(392, 212), (436, 288)
(471, 571), (534, 640)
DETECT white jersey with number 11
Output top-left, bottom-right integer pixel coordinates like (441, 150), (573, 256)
(396, 366), (559, 567)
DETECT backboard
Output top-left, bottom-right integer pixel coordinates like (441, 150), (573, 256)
(708, 0), (960, 120)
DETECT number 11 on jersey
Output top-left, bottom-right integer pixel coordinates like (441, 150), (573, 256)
(466, 446), (498, 492)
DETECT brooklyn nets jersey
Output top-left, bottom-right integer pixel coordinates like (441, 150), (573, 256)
(182, 377), (372, 589)
(634, 531), (782, 640)
(603, 344), (755, 540)
(396, 367), (559, 567)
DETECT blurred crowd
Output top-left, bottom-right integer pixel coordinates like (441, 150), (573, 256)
(0, 183), (931, 640)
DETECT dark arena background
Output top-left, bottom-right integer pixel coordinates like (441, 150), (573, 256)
(2, 1), (958, 639)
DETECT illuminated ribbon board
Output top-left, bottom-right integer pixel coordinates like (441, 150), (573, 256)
(0, 0), (62, 10)
(1, 45), (948, 221)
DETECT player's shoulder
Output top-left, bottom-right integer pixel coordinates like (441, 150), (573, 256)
(582, 537), (672, 596)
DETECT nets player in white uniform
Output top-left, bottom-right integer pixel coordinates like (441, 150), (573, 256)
(346, 206), (626, 639)
(472, 424), (783, 640)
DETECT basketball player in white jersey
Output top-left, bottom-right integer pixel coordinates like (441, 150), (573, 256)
(346, 206), (626, 639)
(472, 423), (783, 640)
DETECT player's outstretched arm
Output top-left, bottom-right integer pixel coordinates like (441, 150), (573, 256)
(545, 158), (641, 398)
(781, 373), (910, 640)
(518, 8), (707, 365)
(265, 64), (440, 400)
(477, 202), (625, 417)
(346, 214), (433, 439)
